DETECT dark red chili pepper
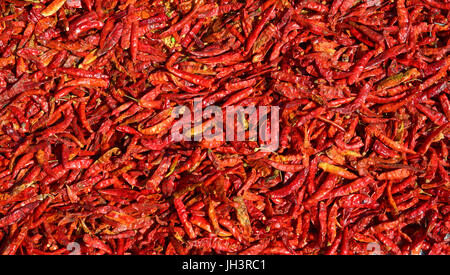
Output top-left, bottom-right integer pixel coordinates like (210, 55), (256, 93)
(268, 168), (308, 199)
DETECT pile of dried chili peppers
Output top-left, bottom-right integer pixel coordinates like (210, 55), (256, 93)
(0, 0), (449, 255)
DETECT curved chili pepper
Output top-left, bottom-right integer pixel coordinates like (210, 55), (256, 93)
(98, 22), (123, 56)
(174, 196), (197, 240)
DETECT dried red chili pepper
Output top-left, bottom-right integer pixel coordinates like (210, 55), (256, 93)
(0, 0), (448, 256)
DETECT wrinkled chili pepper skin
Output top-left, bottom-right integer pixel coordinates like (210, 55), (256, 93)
(0, 0), (448, 256)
